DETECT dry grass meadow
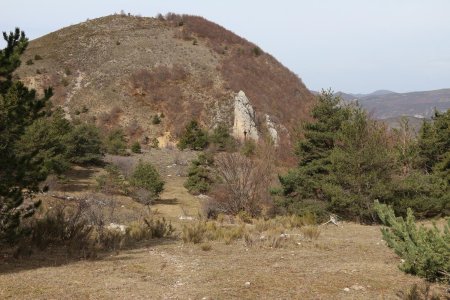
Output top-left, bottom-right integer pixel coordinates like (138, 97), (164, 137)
(0, 149), (448, 299)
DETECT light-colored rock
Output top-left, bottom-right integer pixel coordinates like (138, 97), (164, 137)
(265, 114), (279, 146)
(232, 91), (259, 142)
(244, 281), (251, 287)
(107, 223), (127, 233)
(343, 288), (350, 292)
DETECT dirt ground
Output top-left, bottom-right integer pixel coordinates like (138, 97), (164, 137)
(0, 150), (448, 299)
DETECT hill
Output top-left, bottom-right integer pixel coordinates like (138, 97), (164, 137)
(336, 89), (450, 120)
(14, 14), (315, 150)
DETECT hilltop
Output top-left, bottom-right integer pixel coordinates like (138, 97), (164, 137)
(15, 14), (315, 151)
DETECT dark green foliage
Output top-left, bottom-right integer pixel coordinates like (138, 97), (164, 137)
(323, 108), (394, 222)
(131, 141), (141, 153)
(15, 108), (72, 179)
(252, 46), (262, 56)
(184, 153), (214, 194)
(151, 114), (161, 125)
(65, 123), (104, 165)
(0, 28), (28, 85)
(210, 124), (235, 151)
(177, 120), (208, 150)
(278, 90), (351, 216)
(375, 202), (450, 283)
(0, 29), (55, 244)
(389, 172), (449, 218)
(130, 161), (164, 200)
(105, 129), (127, 155)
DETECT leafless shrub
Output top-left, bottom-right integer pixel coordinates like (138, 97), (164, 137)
(98, 106), (123, 128)
(126, 119), (143, 139)
(210, 150), (273, 216)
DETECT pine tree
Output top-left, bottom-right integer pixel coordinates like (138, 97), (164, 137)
(324, 107), (394, 222)
(278, 90), (351, 214)
(177, 120), (209, 150)
(375, 202), (450, 283)
(0, 29), (53, 243)
(184, 153), (214, 194)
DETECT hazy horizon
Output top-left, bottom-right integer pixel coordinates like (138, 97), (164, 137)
(1, 0), (449, 94)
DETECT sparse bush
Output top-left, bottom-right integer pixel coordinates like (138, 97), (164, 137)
(104, 129), (127, 155)
(237, 211), (252, 224)
(300, 226), (321, 240)
(210, 152), (273, 216)
(397, 283), (440, 300)
(182, 221), (206, 244)
(177, 120), (209, 150)
(131, 141), (141, 154)
(152, 114), (161, 125)
(64, 67), (71, 76)
(28, 203), (93, 253)
(34, 54), (42, 60)
(210, 124), (235, 151)
(96, 164), (129, 195)
(150, 138), (159, 149)
(25, 59), (33, 65)
(200, 243), (212, 251)
(375, 202), (450, 283)
(240, 139), (256, 157)
(252, 46), (262, 56)
(61, 78), (69, 87)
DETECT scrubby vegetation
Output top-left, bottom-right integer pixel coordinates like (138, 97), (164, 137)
(104, 128), (127, 155)
(177, 120), (209, 150)
(375, 202), (450, 283)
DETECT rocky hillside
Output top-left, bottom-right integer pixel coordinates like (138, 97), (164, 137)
(15, 14), (315, 149)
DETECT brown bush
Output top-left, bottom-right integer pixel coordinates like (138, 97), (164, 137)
(210, 151), (273, 216)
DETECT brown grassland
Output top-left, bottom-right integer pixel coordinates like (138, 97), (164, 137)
(0, 149), (448, 299)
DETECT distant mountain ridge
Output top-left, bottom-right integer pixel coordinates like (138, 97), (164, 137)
(329, 88), (450, 119)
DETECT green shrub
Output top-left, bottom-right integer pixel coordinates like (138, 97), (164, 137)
(66, 123), (104, 165)
(131, 141), (141, 153)
(25, 59), (33, 65)
(34, 54), (43, 60)
(210, 124), (235, 151)
(375, 202), (450, 283)
(130, 161), (164, 200)
(177, 120), (208, 150)
(252, 46), (262, 56)
(151, 114), (161, 125)
(105, 129), (127, 155)
(150, 138), (159, 149)
(184, 153), (214, 194)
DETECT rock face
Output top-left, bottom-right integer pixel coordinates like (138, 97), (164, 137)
(232, 91), (259, 142)
(265, 114), (279, 146)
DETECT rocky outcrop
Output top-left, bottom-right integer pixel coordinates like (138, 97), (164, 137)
(232, 91), (259, 141)
(265, 114), (279, 146)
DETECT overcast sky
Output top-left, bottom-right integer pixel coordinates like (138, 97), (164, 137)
(1, 0), (449, 94)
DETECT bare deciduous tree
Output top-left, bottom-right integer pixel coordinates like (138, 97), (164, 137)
(211, 145), (274, 216)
